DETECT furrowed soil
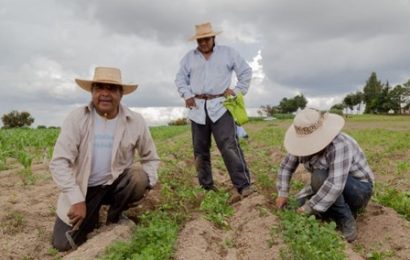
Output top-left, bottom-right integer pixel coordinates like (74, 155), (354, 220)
(1, 117), (410, 259)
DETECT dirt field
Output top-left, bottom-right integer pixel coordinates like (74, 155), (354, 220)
(0, 161), (409, 260)
(1, 119), (410, 259)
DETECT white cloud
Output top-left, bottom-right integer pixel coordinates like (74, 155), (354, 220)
(131, 107), (188, 126)
(1, 0), (410, 126)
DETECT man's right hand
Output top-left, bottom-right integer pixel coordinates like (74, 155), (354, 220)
(185, 97), (196, 109)
(275, 196), (288, 209)
(67, 201), (86, 229)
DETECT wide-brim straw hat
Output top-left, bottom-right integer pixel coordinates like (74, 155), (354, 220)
(75, 67), (138, 95)
(284, 108), (345, 156)
(189, 22), (222, 41)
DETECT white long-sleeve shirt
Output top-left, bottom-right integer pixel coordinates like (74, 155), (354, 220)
(175, 45), (252, 124)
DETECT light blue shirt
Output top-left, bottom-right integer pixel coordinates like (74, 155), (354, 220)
(175, 45), (252, 124)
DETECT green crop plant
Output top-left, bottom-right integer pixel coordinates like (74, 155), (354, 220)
(102, 211), (178, 260)
(277, 210), (345, 260)
(0, 211), (26, 235)
(366, 250), (395, 260)
(373, 184), (410, 220)
(200, 190), (234, 228)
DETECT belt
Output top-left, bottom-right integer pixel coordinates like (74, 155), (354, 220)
(194, 93), (225, 100)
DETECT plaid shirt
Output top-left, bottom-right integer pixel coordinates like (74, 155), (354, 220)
(277, 132), (374, 213)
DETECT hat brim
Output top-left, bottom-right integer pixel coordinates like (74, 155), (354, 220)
(284, 113), (345, 156)
(75, 79), (138, 95)
(189, 31), (222, 41)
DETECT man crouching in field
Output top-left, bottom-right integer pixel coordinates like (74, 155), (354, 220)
(275, 108), (374, 242)
(49, 67), (160, 251)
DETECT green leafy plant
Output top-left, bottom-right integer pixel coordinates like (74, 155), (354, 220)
(200, 190), (234, 228)
(373, 185), (410, 220)
(102, 212), (178, 260)
(277, 207), (346, 260)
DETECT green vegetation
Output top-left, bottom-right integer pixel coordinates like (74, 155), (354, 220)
(103, 212), (178, 260)
(200, 190), (234, 228)
(258, 94), (307, 116)
(1, 110), (34, 128)
(373, 184), (410, 220)
(278, 212), (345, 260)
(1, 115), (409, 259)
(0, 211), (26, 235)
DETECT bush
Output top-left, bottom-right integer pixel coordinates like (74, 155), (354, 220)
(329, 109), (344, 116)
(1, 111), (34, 128)
(168, 118), (188, 126)
(37, 125), (47, 129)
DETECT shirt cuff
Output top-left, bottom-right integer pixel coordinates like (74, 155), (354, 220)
(278, 190), (289, 197)
(66, 186), (85, 205)
(233, 89), (242, 96)
(184, 93), (195, 100)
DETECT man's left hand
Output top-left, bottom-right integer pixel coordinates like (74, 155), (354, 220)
(224, 88), (236, 97)
(296, 207), (305, 214)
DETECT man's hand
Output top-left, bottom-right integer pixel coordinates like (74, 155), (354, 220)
(296, 207), (305, 214)
(224, 88), (236, 97)
(275, 196), (288, 209)
(67, 202), (86, 228)
(185, 97), (196, 109)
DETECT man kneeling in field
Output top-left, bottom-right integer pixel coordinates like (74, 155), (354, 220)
(50, 67), (160, 251)
(275, 108), (374, 242)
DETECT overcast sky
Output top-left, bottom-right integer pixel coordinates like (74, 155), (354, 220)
(1, 0), (410, 126)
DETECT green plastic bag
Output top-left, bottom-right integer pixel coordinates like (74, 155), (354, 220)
(223, 92), (249, 125)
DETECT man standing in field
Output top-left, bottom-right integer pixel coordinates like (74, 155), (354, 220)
(275, 108), (374, 242)
(50, 67), (160, 251)
(175, 22), (253, 197)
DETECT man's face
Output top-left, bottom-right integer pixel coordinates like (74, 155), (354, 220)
(91, 83), (123, 118)
(196, 36), (214, 54)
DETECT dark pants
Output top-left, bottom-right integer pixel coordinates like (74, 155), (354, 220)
(52, 167), (148, 251)
(191, 110), (251, 192)
(308, 170), (373, 225)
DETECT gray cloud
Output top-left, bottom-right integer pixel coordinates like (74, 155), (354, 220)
(1, 0), (410, 126)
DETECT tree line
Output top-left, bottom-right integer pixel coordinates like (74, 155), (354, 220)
(332, 72), (410, 114)
(259, 72), (410, 116)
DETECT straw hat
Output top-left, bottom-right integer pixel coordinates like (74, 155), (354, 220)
(189, 22), (222, 41)
(75, 67), (138, 95)
(284, 108), (345, 156)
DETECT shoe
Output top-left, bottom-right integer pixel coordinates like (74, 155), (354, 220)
(240, 186), (254, 198)
(204, 186), (218, 192)
(340, 218), (357, 242)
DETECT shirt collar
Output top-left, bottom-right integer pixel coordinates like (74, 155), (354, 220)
(85, 102), (131, 120)
(194, 44), (219, 55)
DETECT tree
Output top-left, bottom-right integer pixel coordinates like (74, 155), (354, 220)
(343, 94), (357, 111)
(331, 103), (345, 110)
(363, 72), (383, 113)
(258, 105), (279, 117)
(1, 110), (34, 128)
(278, 94), (307, 113)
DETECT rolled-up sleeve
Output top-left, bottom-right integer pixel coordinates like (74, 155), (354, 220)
(231, 48), (252, 96)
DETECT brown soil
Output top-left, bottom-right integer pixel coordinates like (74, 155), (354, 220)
(1, 161), (409, 259)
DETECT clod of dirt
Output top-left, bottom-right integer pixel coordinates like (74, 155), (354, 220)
(63, 218), (135, 260)
(174, 194), (285, 260)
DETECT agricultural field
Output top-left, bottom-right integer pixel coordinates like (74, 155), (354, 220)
(0, 115), (409, 259)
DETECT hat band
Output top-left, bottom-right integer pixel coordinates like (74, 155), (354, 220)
(294, 116), (324, 135)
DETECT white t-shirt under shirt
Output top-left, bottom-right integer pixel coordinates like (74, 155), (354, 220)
(88, 111), (118, 187)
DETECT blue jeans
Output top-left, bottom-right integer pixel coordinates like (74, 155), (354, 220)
(308, 170), (373, 225)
